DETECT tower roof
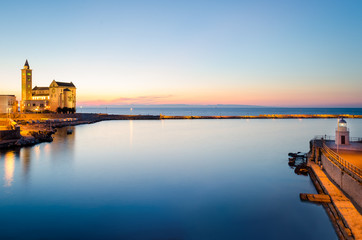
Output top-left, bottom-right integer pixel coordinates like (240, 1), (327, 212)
(339, 118), (346, 124)
(24, 59), (30, 69)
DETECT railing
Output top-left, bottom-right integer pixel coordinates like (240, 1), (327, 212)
(314, 135), (335, 141)
(314, 135), (362, 143)
(0, 118), (19, 130)
(351, 137), (362, 142)
(335, 128), (349, 132)
(322, 142), (362, 182)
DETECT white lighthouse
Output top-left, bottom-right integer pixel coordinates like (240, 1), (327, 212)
(335, 118), (350, 145)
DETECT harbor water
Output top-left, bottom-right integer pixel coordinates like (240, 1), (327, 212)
(1, 119), (362, 239)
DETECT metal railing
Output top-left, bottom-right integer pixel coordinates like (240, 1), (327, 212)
(314, 135), (362, 143)
(322, 142), (362, 182)
(351, 137), (362, 142)
(314, 135), (335, 141)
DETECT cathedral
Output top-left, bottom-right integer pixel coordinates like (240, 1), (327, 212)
(21, 60), (77, 112)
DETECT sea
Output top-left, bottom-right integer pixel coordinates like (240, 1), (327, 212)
(78, 107), (362, 116)
(1, 108), (362, 239)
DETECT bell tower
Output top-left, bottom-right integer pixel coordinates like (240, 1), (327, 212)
(21, 60), (32, 111)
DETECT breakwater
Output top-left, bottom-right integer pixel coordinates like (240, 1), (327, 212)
(1, 113), (362, 121)
(1, 113), (362, 149)
(308, 139), (362, 239)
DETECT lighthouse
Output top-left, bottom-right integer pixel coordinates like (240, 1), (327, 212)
(335, 118), (350, 145)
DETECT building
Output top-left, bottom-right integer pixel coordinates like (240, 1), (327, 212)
(0, 95), (17, 114)
(49, 80), (76, 112)
(21, 60), (76, 112)
(335, 118), (350, 145)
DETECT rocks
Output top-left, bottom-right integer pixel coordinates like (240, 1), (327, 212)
(15, 136), (38, 146)
(29, 131), (54, 142)
(8, 132), (54, 148)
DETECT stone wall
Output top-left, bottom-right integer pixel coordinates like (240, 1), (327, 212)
(0, 129), (21, 140)
(321, 154), (362, 208)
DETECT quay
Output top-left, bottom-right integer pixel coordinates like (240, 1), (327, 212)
(308, 119), (362, 239)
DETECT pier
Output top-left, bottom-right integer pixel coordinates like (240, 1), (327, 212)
(308, 136), (362, 239)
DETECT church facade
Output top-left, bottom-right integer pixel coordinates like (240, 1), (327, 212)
(21, 60), (77, 112)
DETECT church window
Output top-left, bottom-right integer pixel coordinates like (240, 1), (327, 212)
(27, 73), (31, 76)
(33, 104), (36, 107)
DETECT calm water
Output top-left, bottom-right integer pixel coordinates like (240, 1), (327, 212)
(1, 119), (362, 239)
(78, 107), (362, 116)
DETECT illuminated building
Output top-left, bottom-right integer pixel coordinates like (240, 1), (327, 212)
(21, 60), (77, 112)
(0, 95), (17, 113)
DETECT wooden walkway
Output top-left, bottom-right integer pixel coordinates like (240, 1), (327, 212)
(309, 161), (362, 239)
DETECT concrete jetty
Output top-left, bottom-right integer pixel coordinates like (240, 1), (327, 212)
(307, 119), (362, 239)
(308, 161), (362, 239)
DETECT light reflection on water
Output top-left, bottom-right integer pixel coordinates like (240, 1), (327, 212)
(3, 152), (15, 187)
(0, 119), (361, 239)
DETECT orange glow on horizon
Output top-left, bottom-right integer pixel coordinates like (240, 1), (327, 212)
(76, 87), (362, 107)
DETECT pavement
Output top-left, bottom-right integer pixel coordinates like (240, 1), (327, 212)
(325, 141), (362, 170)
(309, 161), (362, 239)
(334, 150), (362, 169)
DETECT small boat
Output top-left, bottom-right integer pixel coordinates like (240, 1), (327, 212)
(288, 152), (306, 158)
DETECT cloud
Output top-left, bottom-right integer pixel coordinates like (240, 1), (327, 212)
(78, 95), (174, 106)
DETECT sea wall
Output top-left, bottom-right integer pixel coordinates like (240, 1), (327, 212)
(0, 129), (21, 140)
(320, 154), (362, 209)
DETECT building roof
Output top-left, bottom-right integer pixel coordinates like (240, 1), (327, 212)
(55, 81), (76, 87)
(33, 86), (49, 90)
(24, 59), (30, 69)
(339, 118), (347, 124)
(63, 88), (71, 92)
(0, 95), (15, 97)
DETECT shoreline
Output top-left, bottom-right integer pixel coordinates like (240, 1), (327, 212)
(1, 113), (362, 150)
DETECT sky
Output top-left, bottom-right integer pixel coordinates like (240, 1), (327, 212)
(0, 0), (361, 107)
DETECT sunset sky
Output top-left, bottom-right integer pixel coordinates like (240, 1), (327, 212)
(0, 0), (361, 107)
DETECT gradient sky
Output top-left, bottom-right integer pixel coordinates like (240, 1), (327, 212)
(0, 0), (361, 107)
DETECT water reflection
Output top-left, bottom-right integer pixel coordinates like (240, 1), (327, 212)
(4, 151), (15, 187)
(0, 127), (76, 186)
(51, 127), (76, 158)
(21, 147), (31, 179)
(129, 120), (133, 147)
